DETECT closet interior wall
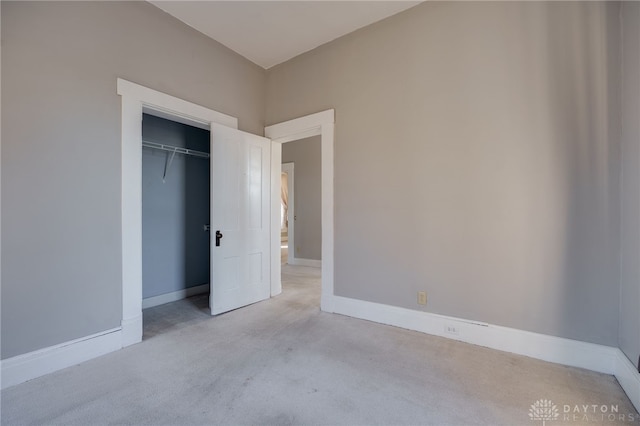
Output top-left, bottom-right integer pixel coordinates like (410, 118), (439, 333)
(142, 114), (211, 301)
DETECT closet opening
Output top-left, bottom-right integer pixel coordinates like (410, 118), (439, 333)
(140, 113), (212, 338)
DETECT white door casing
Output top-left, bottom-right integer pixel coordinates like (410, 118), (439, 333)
(118, 78), (238, 345)
(118, 79), (335, 343)
(210, 124), (272, 315)
(265, 109), (335, 313)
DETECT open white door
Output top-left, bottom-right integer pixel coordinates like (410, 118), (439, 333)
(210, 124), (271, 315)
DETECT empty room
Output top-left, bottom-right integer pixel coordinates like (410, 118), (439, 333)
(1, 1), (639, 425)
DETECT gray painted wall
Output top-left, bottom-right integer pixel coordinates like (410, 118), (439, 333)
(142, 114), (210, 299)
(1, 0), (634, 362)
(1, 1), (265, 359)
(267, 1), (622, 346)
(620, 1), (640, 368)
(282, 136), (322, 261)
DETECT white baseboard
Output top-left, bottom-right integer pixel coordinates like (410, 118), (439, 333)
(121, 314), (142, 348)
(142, 283), (210, 309)
(288, 258), (321, 268)
(615, 349), (640, 412)
(1, 327), (123, 390)
(3, 291), (636, 411)
(332, 295), (618, 375)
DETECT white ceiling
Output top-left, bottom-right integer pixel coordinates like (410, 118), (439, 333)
(149, 1), (422, 69)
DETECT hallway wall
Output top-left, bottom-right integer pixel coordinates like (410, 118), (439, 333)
(282, 136), (322, 261)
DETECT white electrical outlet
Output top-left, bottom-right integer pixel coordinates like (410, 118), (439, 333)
(417, 291), (427, 305)
(444, 324), (460, 336)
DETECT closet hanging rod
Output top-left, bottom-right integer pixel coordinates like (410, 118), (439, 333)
(142, 140), (209, 159)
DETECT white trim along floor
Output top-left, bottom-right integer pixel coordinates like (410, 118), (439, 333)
(1, 265), (637, 424)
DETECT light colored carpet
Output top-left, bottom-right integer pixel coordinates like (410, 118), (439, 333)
(1, 265), (636, 425)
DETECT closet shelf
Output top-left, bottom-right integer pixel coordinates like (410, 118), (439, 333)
(143, 140), (209, 182)
(142, 140), (209, 159)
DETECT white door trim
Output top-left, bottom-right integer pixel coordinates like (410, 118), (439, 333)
(117, 78), (238, 346)
(266, 110), (335, 312)
(281, 162), (295, 265)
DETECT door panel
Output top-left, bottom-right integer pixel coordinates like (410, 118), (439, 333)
(210, 124), (271, 315)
